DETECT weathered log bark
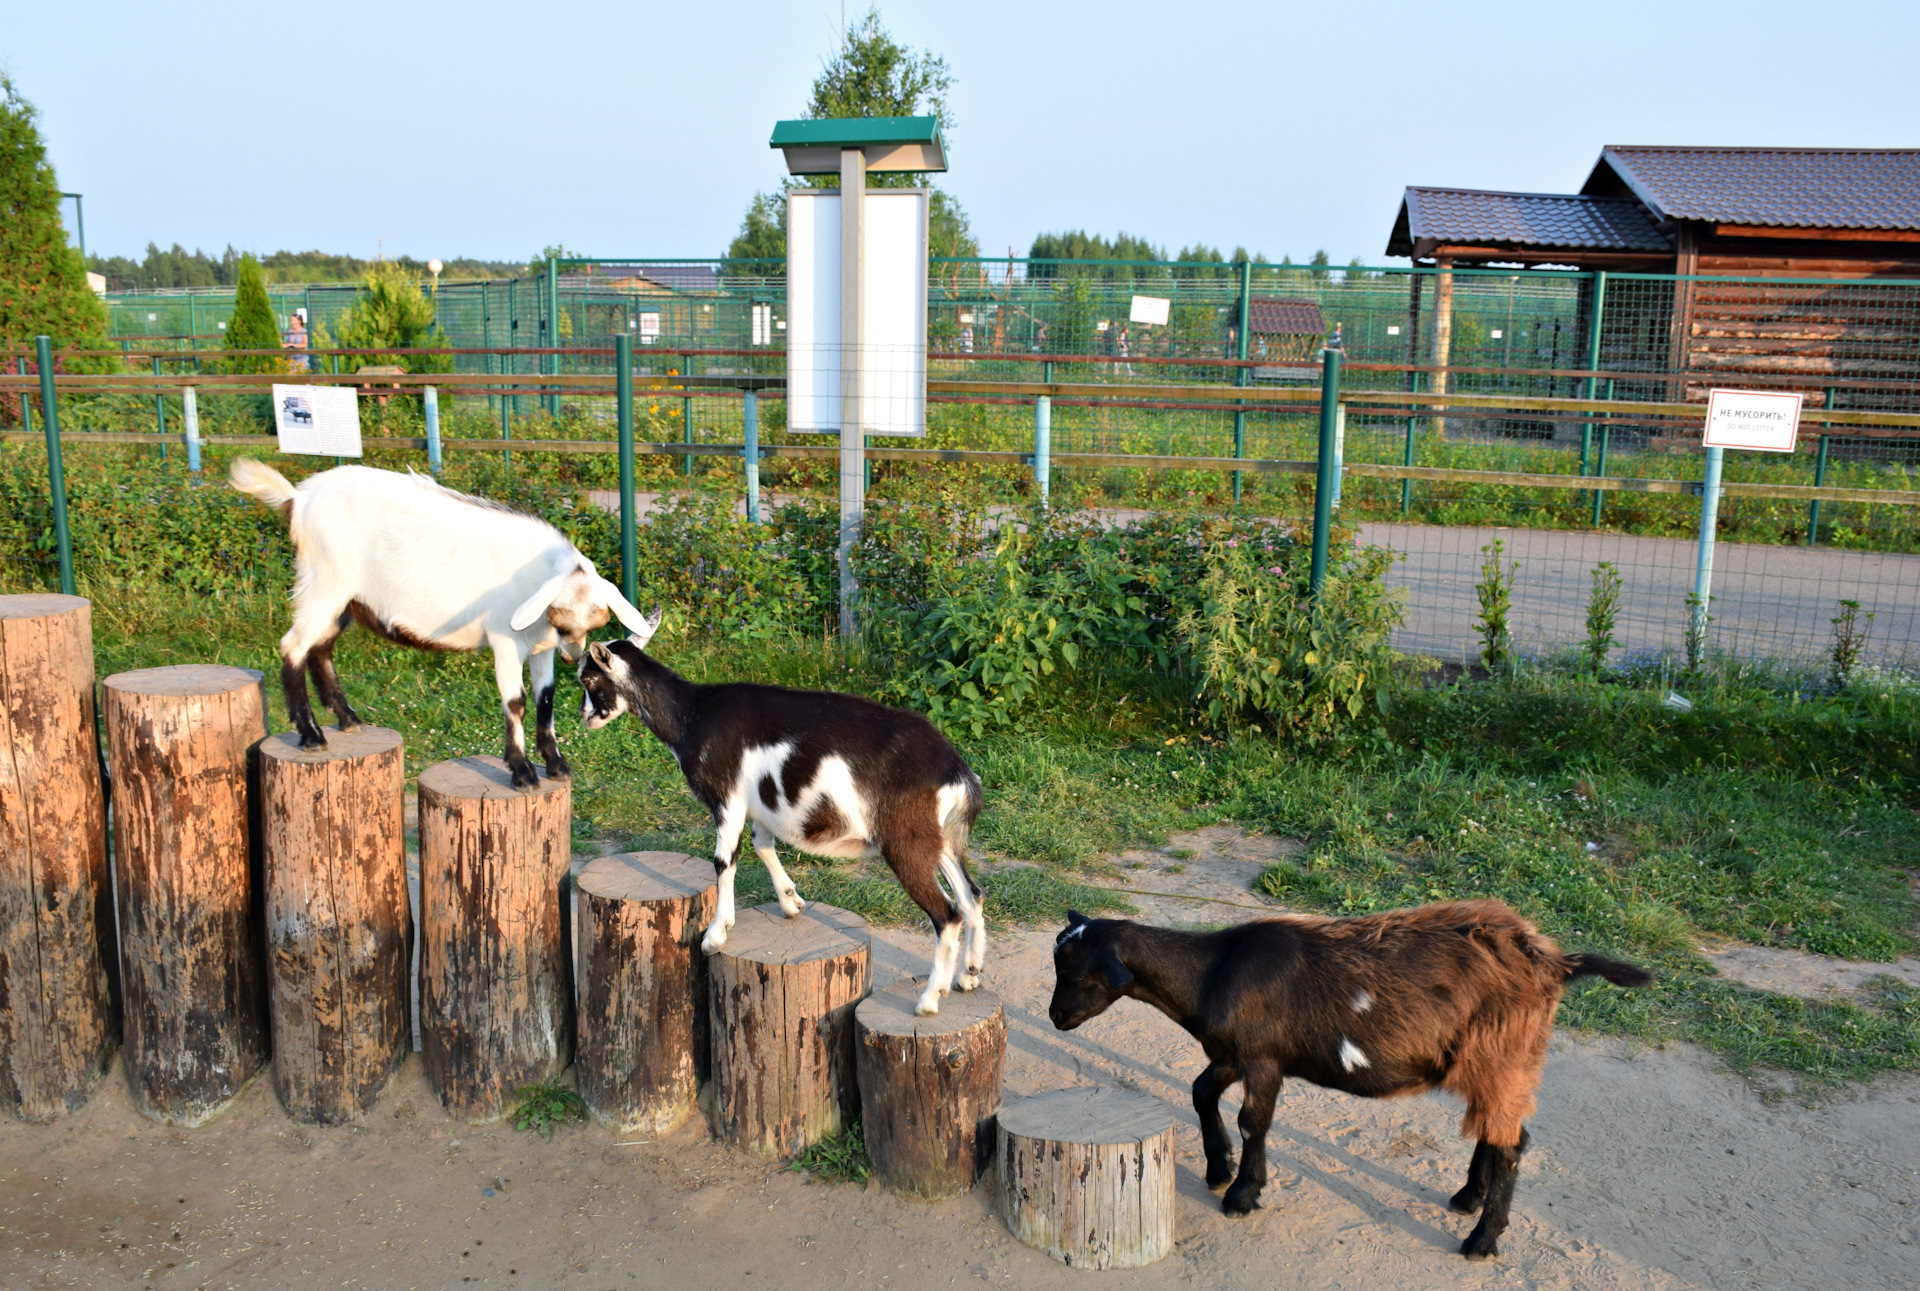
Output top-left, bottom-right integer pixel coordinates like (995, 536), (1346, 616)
(103, 664), (270, 1127)
(855, 979), (1005, 1199)
(707, 902), (870, 1159)
(996, 1086), (1178, 1269)
(574, 851), (717, 1134)
(416, 755), (571, 1124)
(0, 594), (116, 1122)
(258, 727), (410, 1125)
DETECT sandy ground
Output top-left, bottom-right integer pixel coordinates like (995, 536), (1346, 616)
(5, 829), (1919, 1290)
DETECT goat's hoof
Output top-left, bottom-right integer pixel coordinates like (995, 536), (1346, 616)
(700, 933), (726, 955)
(334, 711), (362, 732)
(955, 972), (980, 992)
(1448, 1186), (1486, 1216)
(778, 894), (807, 918)
(507, 764), (540, 790)
(1221, 1183), (1262, 1215)
(543, 756), (571, 781)
(298, 730), (329, 750)
(1460, 1226), (1501, 1260)
(1205, 1163), (1235, 1190)
(914, 995), (941, 1017)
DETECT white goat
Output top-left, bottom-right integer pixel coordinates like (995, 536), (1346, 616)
(231, 459), (651, 787)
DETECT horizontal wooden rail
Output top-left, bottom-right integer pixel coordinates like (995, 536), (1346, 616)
(6, 431), (1915, 506)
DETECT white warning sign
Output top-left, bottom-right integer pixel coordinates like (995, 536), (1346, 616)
(1703, 388), (1803, 453)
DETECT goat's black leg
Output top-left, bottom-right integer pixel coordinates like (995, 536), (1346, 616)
(501, 695), (540, 789)
(1222, 1064), (1280, 1215)
(1450, 1140), (1495, 1214)
(305, 637), (362, 732)
(281, 654), (328, 749)
(1460, 1129), (1529, 1260)
(531, 650), (568, 780)
(1193, 1062), (1240, 1189)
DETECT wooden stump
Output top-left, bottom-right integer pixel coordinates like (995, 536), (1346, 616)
(707, 902), (870, 1159)
(417, 755), (571, 1123)
(855, 980), (1006, 1199)
(259, 727), (410, 1125)
(103, 664), (270, 1127)
(574, 852), (717, 1134)
(0, 594), (116, 1122)
(996, 1087), (1178, 1270)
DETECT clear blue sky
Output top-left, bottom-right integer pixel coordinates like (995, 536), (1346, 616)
(7, 0), (1918, 267)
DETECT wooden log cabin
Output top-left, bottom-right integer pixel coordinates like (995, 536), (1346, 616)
(1386, 147), (1920, 409)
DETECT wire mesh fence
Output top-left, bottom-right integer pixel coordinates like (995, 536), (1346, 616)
(12, 259), (1920, 676)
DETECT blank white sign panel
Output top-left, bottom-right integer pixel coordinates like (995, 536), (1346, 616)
(787, 189), (928, 435)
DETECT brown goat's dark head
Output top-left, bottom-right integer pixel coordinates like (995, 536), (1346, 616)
(1048, 911), (1134, 1031)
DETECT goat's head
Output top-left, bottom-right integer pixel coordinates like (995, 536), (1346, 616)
(1048, 911), (1135, 1031)
(576, 607), (666, 731)
(510, 551), (653, 659)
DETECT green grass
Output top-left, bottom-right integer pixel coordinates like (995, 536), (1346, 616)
(785, 1119), (871, 1183)
(509, 1078), (588, 1140)
(79, 589), (1920, 1092)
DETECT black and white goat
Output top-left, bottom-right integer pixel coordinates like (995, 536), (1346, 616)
(231, 459), (653, 787)
(1048, 901), (1651, 1260)
(576, 616), (986, 1016)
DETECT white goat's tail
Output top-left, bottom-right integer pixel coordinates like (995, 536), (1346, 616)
(229, 458), (299, 512)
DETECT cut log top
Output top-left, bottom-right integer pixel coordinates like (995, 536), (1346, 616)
(717, 903), (870, 966)
(576, 852), (713, 903)
(999, 1087), (1176, 1144)
(417, 755), (569, 802)
(0, 593), (90, 620)
(258, 726), (403, 766)
(103, 664), (264, 697)
(857, 979), (1002, 1039)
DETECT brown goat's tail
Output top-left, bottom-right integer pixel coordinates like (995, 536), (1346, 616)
(1562, 953), (1653, 988)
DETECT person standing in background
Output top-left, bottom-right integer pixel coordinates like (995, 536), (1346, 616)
(284, 308), (310, 373)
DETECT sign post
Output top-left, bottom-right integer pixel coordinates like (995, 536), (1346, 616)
(1691, 388), (1805, 654)
(772, 116), (946, 640)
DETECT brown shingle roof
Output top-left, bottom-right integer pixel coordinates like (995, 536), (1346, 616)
(1584, 147), (1920, 230)
(1247, 297), (1325, 336)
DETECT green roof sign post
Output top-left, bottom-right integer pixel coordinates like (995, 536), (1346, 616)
(771, 116), (946, 640)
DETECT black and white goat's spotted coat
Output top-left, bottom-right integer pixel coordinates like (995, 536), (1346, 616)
(578, 618), (985, 1015)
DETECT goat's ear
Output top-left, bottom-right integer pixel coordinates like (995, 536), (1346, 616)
(1067, 910), (1090, 927)
(586, 640), (614, 670)
(596, 578), (657, 640)
(510, 570), (572, 631)
(1101, 950), (1134, 991)
(626, 603), (665, 650)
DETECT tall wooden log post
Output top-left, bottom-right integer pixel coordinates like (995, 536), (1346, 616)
(707, 902), (870, 1159)
(855, 979), (1006, 1199)
(574, 852), (717, 1133)
(258, 727), (410, 1125)
(103, 664), (270, 1127)
(417, 756), (571, 1123)
(0, 595), (116, 1122)
(996, 1087), (1178, 1270)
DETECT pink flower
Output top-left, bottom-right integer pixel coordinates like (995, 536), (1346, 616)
(1227, 539), (1239, 548)
(1268, 566), (1283, 576)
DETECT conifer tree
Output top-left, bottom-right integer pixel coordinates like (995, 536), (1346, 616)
(0, 75), (107, 346)
(223, 253), (284, 373)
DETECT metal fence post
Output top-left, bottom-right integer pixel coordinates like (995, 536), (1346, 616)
(545, 257), (560, 419)
(36, 336), (75, 596)
(1034, 395), (1051, 506)
(1691, 444), (1725, 654)
(1331, 404), (1346, 510)
(1580, 270), (1608, 521)
(743, 389), (761, 525)
(616, 333), (638, 603)
(1310, 342), (1343, 598)
(16, 358), (32, 435)
(1808, 386), (1836, 545)
(682, 351), (695, 477)
(183, 386), (201, 473)
(1232, 258), (1251, 504)
(1401, 369), (1418, 515)
(424, 386), (442, 474)
(151, 354), (168, 460)
(1589, 377), (1614, 526)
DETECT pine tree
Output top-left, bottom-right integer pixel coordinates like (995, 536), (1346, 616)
(0, 74), (107, 347)
(223, 253), (284, 373)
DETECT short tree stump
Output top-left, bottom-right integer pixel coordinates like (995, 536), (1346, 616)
(855, 979), (1006, 1199)
(707, 902), (870, 1159)
(103, 664), (271, 1127)
(996, 1086), (1178, 1270)
(574, 851), (717, 1134)
(259, 727), (410, 1125)
(0, 594), (116, 1123)
(417, 755), (571, 1123)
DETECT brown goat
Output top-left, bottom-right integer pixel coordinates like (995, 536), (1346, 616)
(1048, 900), (1651, 1259)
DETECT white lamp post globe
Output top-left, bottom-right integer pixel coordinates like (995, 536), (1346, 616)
(428, 259), (444, 277)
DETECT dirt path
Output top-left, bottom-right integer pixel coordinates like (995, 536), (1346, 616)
(5, 834), (1918, 1290)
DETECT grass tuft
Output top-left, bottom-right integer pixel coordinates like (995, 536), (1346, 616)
(785, 1120), (871, 1185)
(510, 1078), (588, 1140)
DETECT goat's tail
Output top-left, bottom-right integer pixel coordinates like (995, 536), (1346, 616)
(229, 458), (299, 514)
(1561, 953), (1653, 988)
(940, 774), (985, 871)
